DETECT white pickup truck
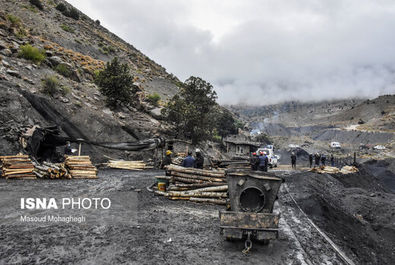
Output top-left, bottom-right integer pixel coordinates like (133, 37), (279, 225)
(256, 148), (279, 167)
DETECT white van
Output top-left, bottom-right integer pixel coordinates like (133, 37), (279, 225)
(330, 142), (341, 149)
(256, 148), (279, 167)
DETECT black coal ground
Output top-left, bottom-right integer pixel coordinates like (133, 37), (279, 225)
(0, 166), (394, 265)
(284, 167), (395, 265)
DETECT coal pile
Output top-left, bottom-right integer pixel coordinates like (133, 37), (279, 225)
(284, 169), (395, 265)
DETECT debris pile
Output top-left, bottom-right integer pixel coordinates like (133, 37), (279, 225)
(34, 162), (71, 179)
(106, 160), (152, 170)
(0, 155), (36, 179)
(311, 165), (359, 175)
(212, 159), (250, 169)
(65, 156), (97, 179)
(311, 166), (340, 174)
(155, 165), (227, 205)
(170, 153), (188, 166)
(340, 165), (359, 174)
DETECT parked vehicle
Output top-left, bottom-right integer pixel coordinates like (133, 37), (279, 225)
(265, 144), (274, 150)
(256, 148), (279, 167)
(330, 142), (341, 149)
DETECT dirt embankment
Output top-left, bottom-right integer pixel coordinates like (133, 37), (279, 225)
(284, 167), (395, 265)
(360, 159), (395, 193)
(0, 80), (166, 162)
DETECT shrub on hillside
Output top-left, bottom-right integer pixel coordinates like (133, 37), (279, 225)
(55, 3), (79, 20)
(6, 14), (21, 27)
(18, 44), (46, 63)
(95, 57), (136, 108)
(60, 85), (71, 96)
(55, 3), (66, 12)
(63, 7), (80, 20)
(60, 24), (74, 33)
(99, 45), (116, 55)
(146, 93), (161, 106)
(55, 64), (72, 78)
(29, 0), (44, 10)
(42, 76), (59, 96)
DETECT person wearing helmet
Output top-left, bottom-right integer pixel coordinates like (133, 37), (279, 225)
(258, 151), (267, 171)
(314, 153), (320, 167)
(291, 152), (297, 169)
(195, 149), (204, 169)
(160, 150), (173, 169)
(263, 151), (269, 171)
(250, 152), (259, 171)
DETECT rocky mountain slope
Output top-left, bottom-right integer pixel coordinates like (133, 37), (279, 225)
(0, 0), (181, 161)
(229, 95), (395, 156)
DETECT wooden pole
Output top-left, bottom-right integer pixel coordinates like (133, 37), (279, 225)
(78, 142), (82, 156)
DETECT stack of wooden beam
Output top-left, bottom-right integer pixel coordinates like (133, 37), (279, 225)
(155, 165), (227, 205)
(65, 156), (97, 179)
(106, 160), (153, 170)
(34, 162), (71, 179)
(0, 155), (36, 179)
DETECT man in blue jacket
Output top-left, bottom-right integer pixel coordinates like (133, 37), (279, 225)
(182, 151), (195, 168)
(258, 152), (268, 171)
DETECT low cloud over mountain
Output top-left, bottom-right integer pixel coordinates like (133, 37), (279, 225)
(69, 0), (395, 105)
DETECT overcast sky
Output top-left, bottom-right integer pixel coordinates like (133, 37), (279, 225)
(68, 0), (395, 105)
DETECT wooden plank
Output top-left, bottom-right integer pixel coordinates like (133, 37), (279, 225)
(6, 164), (34, 169)
(167, 191), (227, 198)
(166, 165), (225, 177)
(171, 171), (225, 182)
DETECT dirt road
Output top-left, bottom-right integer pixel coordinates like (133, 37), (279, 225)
(0, 168), (391, 264)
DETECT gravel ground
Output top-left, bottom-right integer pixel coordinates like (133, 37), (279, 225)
(0, 168), (392, 264)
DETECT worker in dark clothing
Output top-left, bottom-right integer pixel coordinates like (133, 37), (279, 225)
(264, 153), (269, 172)
(291, 152), (297, 169)
(321, 154), (326, 166)
(182, 151), (195, 168)
(160, 150), (172, 169)
(309, 154), (313, 168)
(314, 153), (320, 167)
(64, 141), (72, 155)
(258, 152), (267, 171)
(250, 152), (259, 171)
(195, 149), (204, 169)
(330, 154), (335, 167)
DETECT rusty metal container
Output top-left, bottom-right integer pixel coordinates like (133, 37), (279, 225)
(220, 170), (283, 241)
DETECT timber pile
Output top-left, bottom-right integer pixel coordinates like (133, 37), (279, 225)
(0, 155), (36, 179)
(106, 160), (153, 170)
(33, 162), (71, 179)
(65, 156), (97, 179)
(155, 165), (227, 205)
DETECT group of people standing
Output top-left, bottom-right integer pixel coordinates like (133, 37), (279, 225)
(161, 149), (204, 169)
(308, 153), (335, 168)
(250, 151), (269, 172)
(290, 152), (335, 169)
(181, 149), (204, 169)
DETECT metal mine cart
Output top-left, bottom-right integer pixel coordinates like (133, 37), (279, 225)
(219, 170), (283, 252)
